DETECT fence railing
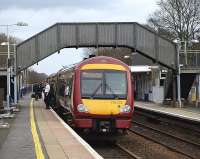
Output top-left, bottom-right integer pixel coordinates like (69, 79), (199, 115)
(0, 54), (7, 70)
(0, 52), (14, 70)
(2, 50), (200, 70)
(179, 50), (200, 69)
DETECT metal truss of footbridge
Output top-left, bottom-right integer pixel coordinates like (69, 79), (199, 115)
(16, 22), (177, 72)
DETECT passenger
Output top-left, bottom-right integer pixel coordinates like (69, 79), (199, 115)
(41, 82), (45, 100)
(33, 83), (40, 100)
(44, 81), (50, 109)
(48, 83), (56, 108)
(59, 80), (66, 97)
(37, 83), (43, 99)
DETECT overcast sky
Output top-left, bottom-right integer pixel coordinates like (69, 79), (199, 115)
(0, 0), (158, 75)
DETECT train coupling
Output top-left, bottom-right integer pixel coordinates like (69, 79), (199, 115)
(99, 121), (111, 133)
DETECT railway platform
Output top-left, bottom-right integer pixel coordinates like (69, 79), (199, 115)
(135, 101), (200, 122)
(0, 95), (103, 159)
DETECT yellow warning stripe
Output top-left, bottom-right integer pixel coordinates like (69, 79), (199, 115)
(81, 64), (126, 70)
(30, 99), (45, 159)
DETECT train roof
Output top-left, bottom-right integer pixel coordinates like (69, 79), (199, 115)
(53, 56), (130, 77)
(76, 56), (130, 70)
(57, 63), (78, 74)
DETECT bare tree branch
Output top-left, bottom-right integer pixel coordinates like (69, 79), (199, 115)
(147, 0), (200, 42)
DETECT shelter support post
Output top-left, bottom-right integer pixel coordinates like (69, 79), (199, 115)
(196, 74), (199, 107)
(172, 72), (177, 107)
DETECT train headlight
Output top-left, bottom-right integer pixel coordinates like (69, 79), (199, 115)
(120, 105), (131, 113)
(77, 104), (88, 113)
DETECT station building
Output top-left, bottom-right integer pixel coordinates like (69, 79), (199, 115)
(131, 52), (200, 106)
(0, 50), (25, 107)
(97, 49), (168, 104)
(128, 53), (166, 103)
(130, 65), (167, 103)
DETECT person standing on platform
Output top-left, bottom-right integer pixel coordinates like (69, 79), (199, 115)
(44, 81), (50, 109)
(48, 83), (56, 109)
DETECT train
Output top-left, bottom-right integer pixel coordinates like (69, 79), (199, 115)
(47, 56), (134, 134)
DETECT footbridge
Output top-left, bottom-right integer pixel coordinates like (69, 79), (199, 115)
(16, 22), (176, 72)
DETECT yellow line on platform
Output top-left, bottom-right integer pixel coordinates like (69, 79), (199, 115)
(30, 99), (45, 159)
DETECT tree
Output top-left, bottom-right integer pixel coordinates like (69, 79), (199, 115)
(0, 33), (21, 69)
(27, 69), (48, 84)
(0, 33), (21, 70)
(148, 0), (200, 42)
(0, 33), (47, 84)
(0, 33), (20, 45)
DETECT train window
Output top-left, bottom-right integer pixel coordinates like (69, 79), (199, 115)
(59, 83), (66, 97)
(82, 79), (103, 96)
(81, 71), (127, 99)
(81, 72), (103, 97)
(82, 72), (103, 78)
(105, 72), (127, 97)
(65, 78), (72, 96)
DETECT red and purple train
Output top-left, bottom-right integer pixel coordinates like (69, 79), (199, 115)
(48, 56), (134, 133)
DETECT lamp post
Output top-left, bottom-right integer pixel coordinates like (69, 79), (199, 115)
(13, 43), (17, 105)
(173, 38), (199, 108)
(0, 22), (28, 113)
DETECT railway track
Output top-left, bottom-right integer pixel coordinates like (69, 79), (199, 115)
(91, 141), (141, 159)
(130, 121), (200, 159)
(134, 108), (200, 134)
(56, 108), (142, 159)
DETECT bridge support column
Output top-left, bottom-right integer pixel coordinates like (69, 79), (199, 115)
(196, 74), (199, 107)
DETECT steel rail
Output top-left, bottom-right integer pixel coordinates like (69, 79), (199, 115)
(132, 121), (200, 147)
(134, 110), (200, 134)
(129, 126), (196, 159)
(116, 143), (142, 159)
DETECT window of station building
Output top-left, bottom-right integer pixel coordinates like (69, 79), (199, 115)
(159, 70), (167, 86)
(160, 79), (165, 86)
(160, 70), (167, 79)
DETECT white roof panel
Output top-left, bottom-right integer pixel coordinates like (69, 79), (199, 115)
(129, 65), (151, 72)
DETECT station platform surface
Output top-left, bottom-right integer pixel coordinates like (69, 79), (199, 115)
(135, 101), (200, 122)
(0, 96), (103, 159)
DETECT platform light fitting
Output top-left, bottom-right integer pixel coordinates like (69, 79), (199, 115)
(124, 55), (130, 59)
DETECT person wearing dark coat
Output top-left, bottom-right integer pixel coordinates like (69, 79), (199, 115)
(48, 84), (56, 108)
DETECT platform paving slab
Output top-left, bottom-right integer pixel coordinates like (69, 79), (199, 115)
(34, 99), (98, 159)
(0, 96), (102, 159)
(135, 101), (200, 122)
(0, 97), (36, 159)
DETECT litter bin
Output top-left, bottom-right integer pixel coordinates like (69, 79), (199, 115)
(144, 93), (149, 101)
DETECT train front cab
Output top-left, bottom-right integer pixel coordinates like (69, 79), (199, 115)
(72, 57), (134, 133)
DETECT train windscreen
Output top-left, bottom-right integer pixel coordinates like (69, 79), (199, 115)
(81, 71), (127, 99)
